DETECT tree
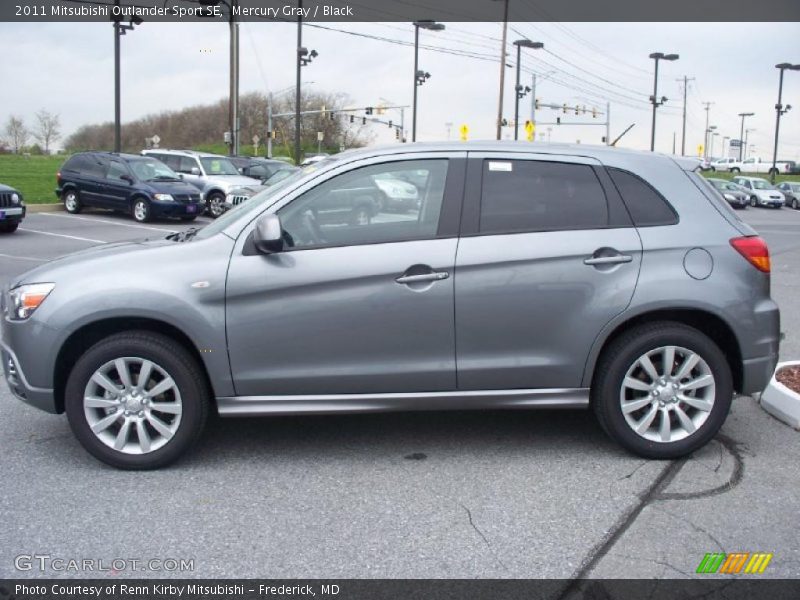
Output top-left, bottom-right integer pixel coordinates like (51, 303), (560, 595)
(33, 110), (61, 154)
(5, 115), (29, 154)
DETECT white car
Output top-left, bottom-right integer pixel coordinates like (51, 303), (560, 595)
(710, 157), (737, 172)
(732, 176), (785, 208)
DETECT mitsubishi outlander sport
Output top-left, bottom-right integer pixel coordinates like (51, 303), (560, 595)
(1, 143), (780, 469)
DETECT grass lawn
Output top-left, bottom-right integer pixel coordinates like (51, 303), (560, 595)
(0, 155), (64, 203)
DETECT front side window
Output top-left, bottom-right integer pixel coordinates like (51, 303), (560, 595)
(479, 159), (608, 234)
(277, 160), (448, 250)
(106, 160), (129, 181)
(176, 156), (199, 174)
(200, 157), (240, 176)
(127, 158), (181, 182)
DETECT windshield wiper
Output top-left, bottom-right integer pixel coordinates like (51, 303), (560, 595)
(166, 227), (199, 242)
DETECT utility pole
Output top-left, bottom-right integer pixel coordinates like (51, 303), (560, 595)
(295, 0), (303, 165)
(229, 0), (239, 156)
(677, 76), (694, 156)
(737, 112), (754, 161)
(702, 101), (714, 159)
(771, 63), (800, 183)
(495, 0), (509, 140)
(648, 52), (679, 151)
(530, 73), (536, 124)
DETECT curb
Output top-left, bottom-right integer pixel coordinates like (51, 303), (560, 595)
(760, 360), (800, 430)
(26, 203), (64, 213)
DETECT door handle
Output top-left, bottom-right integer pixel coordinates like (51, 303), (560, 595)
(395, 271), (449, 284)
(583, 255), (632, 266)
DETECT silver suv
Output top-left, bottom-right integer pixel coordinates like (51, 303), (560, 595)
(1, 143), (780, 469)
(141, 149), (258, 218)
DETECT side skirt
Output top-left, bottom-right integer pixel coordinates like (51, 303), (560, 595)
(216, 388), (590, 416)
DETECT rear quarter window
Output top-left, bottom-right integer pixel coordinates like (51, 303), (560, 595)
(607, 168), (678, 227)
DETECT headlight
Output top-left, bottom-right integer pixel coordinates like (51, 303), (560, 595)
(723, 194), (735, 201)
(8, 283), (55, 320)
(153, 194), (174, 202)
(10, 193), (20, 204)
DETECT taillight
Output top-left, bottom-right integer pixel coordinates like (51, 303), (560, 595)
(730, 236), (770, 273)
(56, 171), (61, 181)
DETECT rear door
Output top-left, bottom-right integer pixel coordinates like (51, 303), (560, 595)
(455, 153), (642, 390)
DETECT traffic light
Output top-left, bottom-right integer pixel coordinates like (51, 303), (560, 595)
(562, 103), (567, 113)
(395, 128), (400, 140)
(534, 98), (540, 110)
(365, 107), (373, 115)
(349, 115), (354, 123)
(362, 117), (366, 125)
(592, 107), (597, 118)
(556, 117), (561, 125)
(329, 111), (335, 121)
(388, 120), (393, 128)
(575, 105), (579, 115)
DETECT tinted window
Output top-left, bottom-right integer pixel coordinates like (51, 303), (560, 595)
(106, 160), (128, 181)
(248, 164), (269, 179)
(278, 160), (448, 250)
(62, 154), (88, 172)
(607, 168), (677, 227)
(177, 156), (199, 174)
(479, 160), (608, 234)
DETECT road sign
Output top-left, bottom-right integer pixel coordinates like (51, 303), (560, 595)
(459, 124), (469, 141)
(697, 144), (704, 157)
(317, 131), (324, 141)
(151, 135), (160, 146)
(730, 139), (742, 147)
(524, 120), (535, 142)
(252, 134), (260, 144)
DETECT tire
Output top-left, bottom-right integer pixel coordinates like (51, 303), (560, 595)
(132, 198), (151, 223)
(349, 205), (372, 226)
(0, 221), (19, 233)
(710, 167), (716, 172)
(180, 215), (197, 222)
(63, 189), (82, 214)
(730, 168), (740, 174)
(592, 322), (733, 459)
(792, 198), (798, 210)
(750, 196), (758, 208)
(65, 331), (210, 470)
(206, 192), (226, 219)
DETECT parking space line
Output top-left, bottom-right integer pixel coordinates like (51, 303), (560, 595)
(38, 212), (178, 233)
(0, 253), (49, 262)
(19, 228), (105, 243)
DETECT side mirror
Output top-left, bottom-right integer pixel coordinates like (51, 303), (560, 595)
(121, 174), (134, 184)
(178, 173), (184, 180)
(253, 214), (284, 254)
(190, 167), (201, 176)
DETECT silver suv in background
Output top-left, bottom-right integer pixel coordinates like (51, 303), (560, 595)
(2, 143), (780, 469)
(141, 149), (257, 218)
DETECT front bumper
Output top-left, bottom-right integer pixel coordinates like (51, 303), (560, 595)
(150, 201), (203, 217)
(1, 340), (57, 413)
(0, 205), (26, 223)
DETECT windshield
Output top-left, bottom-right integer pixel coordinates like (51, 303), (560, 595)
(127, 158), (181, 181)
(712, 181), (738, 191)
(752, 180), (774, 190)
(200, 157), (240, 176)
(194, 167), (309, 240)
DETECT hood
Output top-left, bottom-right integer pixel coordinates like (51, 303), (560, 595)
(205, 175), (259, 189)
(229, 184), (269, 197)
(10, 238), (175, 289)
(142, 180), (202, 195)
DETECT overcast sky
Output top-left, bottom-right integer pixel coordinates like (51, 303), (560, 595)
(1, 21), (799, 157)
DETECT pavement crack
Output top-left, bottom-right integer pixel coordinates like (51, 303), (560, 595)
(617, 460), (649, 480)
(457, 502), (507, 572)
(650, 505), (726, 552)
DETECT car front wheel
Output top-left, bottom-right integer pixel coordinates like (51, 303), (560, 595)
(750, 196), (758, 207)
(793, 198), (798, 210)
(65, 331), (210, 469)
(207, 193), (226, 219)
(592, 322), (732, 459)
(132, 198), (151, 223)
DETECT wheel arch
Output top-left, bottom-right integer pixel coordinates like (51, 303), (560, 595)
(584, 308), (743, 395)
(53, 317), (215, 414)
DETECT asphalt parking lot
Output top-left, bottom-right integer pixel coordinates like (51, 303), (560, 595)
(1, 206), (799, 580)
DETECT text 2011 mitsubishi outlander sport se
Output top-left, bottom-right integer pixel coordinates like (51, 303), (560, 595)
(1, 143), (780, 469)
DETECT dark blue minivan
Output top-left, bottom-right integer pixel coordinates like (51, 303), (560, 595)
(56, 152), (203, 222)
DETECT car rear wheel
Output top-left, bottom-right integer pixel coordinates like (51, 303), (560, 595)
(592, 322), (732, 459)
(207, 193), (226, 219)
(65, 331), (210, 469)
(132, 198), (151, 223)
(63, 190), (82, 214)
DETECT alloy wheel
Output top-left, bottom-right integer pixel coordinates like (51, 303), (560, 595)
(619, 345), (715, 443)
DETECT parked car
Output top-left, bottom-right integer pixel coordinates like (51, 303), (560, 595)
(55, 152), (203, 223)
(707, 178), (748, 209)
(300, 153), (330, 166)
(777, 181), (800, 209)
(2, 143), (780, 469)
(732, 176), (785, 208)
(141, 149), (256, 218)
(229, 156), (296, 182)
(710, 157), (737, 172)
(0, 183), (26, 233)
(223, 167), (302, 211)
(729, 156), (793, 175)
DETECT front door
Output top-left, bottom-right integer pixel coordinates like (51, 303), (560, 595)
(225, 156), (465, 396)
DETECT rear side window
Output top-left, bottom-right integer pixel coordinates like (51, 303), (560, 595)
(607, 168), (677, 227)
(479, 160), (609, 234)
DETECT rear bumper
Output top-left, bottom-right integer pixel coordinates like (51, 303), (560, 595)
(739, 300), (781, 395)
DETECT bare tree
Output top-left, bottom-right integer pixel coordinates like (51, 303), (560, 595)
(33, 110), (61, 154)
(5, 115), (29, 154)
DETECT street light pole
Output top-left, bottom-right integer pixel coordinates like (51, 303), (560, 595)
(771, 63), (800, 183)
(112, 6), (140, 154)
(295, 0), (303, 165)
(513, 39), (543, 140)
(648, 52), (679, 152)
(412, 20), (444, 142)
(495, 0), (509, 140)
(229, 0), (239, 156)
(737, 112), (754, 162)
